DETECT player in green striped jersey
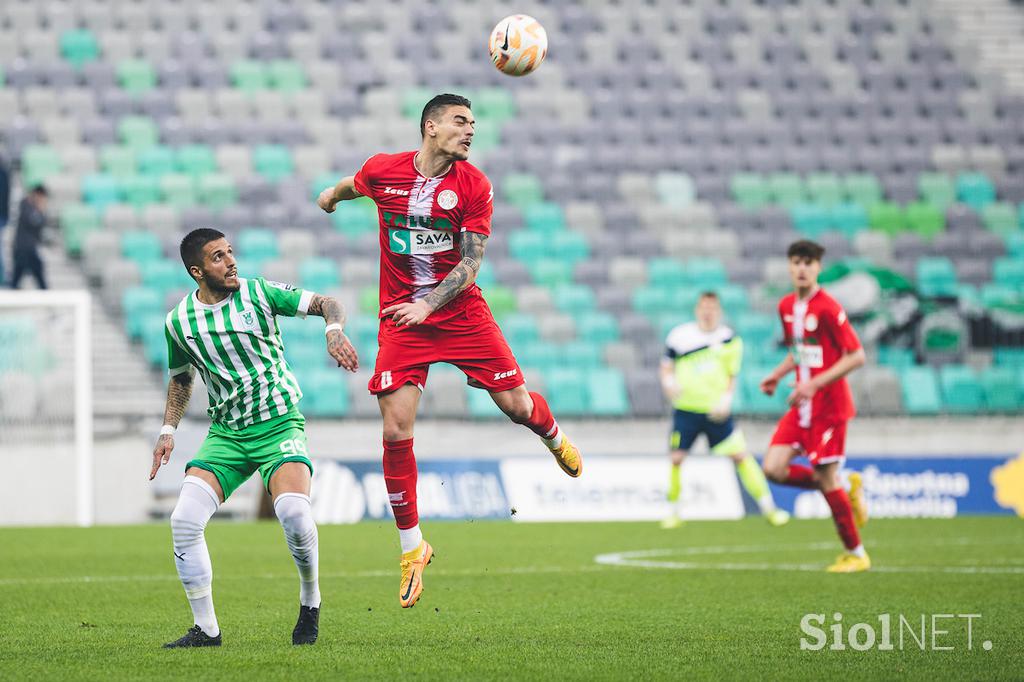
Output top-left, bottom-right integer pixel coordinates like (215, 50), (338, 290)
(148, 228), (358, 648)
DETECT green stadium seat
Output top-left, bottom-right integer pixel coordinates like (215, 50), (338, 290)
(717, 283), (749, 316)
(137, 146), (175, 176)
(516, 340), (560, 372)
(99, 145), (137, 176)
(302, 373), (349, 417)
(197, 174), (237, 208)
(299, 257), (340, 291)
(632, 287), (677, 318)
(806, 173), (843, 206)
(253, 144), (294, 180)
(730, 173), (769, 208)
(268, 60), (306, 91)
(524, 202), (565, 233)
(916, 257), (958, 297)
(176, 145), (217, 177)
(553, 284), (596, 314)
(344, 316), (379, 355)
(1006, 233), (1024, 259)
(122, 287), (163, 339)
(685, 258), (727, 287)
(956, 172), (996, 209)
(501, 313), (540, 346)
(82, 174), (121, 209)
(141, 324), (169, 367)
(475, 261), (497, 288)
(552, 231), (589, 262)
(939, 365), (985, 413)
(330, 199), (378, 235)
(467, 123), (500, 153)
(868, 202), (905, 234)
(768, 173), (805, 207)
(560, 340), (603, 369)
(238, 229), (278, 261)
(230, 60), (267, 90)
(740, 368), (787, 415)
(60, 204), (101, 255)
(545, 368), (589, 415)
(117, 59), (156, 93)
(877, 346), (916, 370)
(732, 312), (776, 341)
(118, 116), (159, 150)
(829, 203), (869, 237)
(993, 258), (1024, 287)
(994, 347), (1024, 366)
(482, 286), (516, 319)
(588, 368), (630, 416)
(21, 145), (63, 186)
(655, 312), (694, 341)
(466, 385), (504, 417)
(60, 29), (99, 67)
(1020, 203), (1024, 229)
(917, 173), (956, 210)
(529, 259), (574, 287)
(509, 230), (546, 262)
(121, 231), (163, 265)
(502, 173), (544, 205)
(120, 174), (160, 208)
(905, 202), (944, 237)
(359, 287), (379, 315)
(980, 367), (1021, 412)
(655, 172), (696, 207)
(842, 174), (883, 206)
(791, 203), (831, 236)
(900, 366), (942, 414)
(981, 284), (1021, 309)
(159, 174), (197, 207)
(648, 258), (687, 288)
(401, 87), (436, 118)
(474, 88), (516, 121)
(143, 259), (193, 295)
(576, 310), (620, 343)
(981, 203), (1018, 235)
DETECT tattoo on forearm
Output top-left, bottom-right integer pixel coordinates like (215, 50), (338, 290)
(308, 294), (346, 327)
(163, 371), (194, 427)
(424, 232), (487, 311)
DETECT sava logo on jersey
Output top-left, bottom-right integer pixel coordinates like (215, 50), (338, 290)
(389, 228), (454, 255)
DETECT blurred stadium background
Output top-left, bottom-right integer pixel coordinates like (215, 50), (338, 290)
(1, 0), (1023, 527)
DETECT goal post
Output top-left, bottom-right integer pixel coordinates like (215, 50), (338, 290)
(0, 290), (93, 527)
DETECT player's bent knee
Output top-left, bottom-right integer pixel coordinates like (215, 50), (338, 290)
(670, 450), (686, 466)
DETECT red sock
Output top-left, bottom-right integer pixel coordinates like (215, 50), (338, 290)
(524, 392), (560, 441)
(382, 438), (418, 530)
(824, 488), (861, 551)
(785, 464), (817, 489)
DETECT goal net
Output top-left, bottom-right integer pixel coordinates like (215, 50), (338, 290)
(0, 291), (93, 526)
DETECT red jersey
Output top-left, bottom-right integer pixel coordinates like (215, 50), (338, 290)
(353, 151), (494, 323)
(777, 287), (861, 426)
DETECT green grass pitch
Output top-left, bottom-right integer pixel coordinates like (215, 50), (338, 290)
(1, 517), (1021, 680)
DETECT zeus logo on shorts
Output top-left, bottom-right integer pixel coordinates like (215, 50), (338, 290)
(389, 229), (454, 255)
(493, 369), (518, 380)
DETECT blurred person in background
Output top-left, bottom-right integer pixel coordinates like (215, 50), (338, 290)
(10, 184), (49, 290)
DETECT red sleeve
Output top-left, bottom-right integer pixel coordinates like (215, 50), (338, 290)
(460, 177), (493, 236)
(353, 154), (383, 199)
(778, 300), (792, 346)
(829, 303), (861, 352)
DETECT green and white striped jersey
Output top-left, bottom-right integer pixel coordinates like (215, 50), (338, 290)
(165, 277), (315, 430)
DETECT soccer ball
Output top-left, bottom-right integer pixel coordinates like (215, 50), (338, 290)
(488, 15), (548, 77)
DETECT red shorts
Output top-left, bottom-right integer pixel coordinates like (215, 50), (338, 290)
(769, 409), (848, 466)
(368, 295), (525, 395)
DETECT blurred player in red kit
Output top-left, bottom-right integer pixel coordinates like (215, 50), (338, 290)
(760, 240), (870, 572)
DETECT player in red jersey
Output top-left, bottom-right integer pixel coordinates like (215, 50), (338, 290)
(316, 94), (582, 606)
(760, 240), (871, 572)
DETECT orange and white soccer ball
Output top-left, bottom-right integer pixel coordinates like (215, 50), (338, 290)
(488, 14), (548, 77)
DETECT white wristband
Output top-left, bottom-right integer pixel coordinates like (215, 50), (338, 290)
(324, 323), (343, 335)
(160, 424), (176, 436)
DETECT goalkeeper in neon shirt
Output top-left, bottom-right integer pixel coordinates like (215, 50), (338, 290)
(658, 291), (790, 528)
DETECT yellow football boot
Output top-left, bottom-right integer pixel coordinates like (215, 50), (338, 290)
(398, 540), (434, 608)
(848, 471), (868, 528)
(826, 552), (871, 573)
(549, 435), (582, 478)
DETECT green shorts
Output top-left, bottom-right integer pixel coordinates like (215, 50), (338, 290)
(185, 409), (313, 501)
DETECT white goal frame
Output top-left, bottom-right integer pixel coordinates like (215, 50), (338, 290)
(0, 290), (94, 526)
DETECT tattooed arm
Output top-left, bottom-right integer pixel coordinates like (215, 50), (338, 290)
(150, 368), (195, 480)
(307, 294), (359, 371)
(383, 232), (489, 327)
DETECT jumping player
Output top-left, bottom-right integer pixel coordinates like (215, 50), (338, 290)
(316, 94), (583, 607)
(660, 291), (789, 529)
(760, 240), (870, 572)
(150, 228), (359, 646)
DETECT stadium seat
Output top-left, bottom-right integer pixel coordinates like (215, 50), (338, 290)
(767, 173), (805, 207)
(655, 172), (696, 207)
(905, 202), (945, 238)
(482, 286), (517, 319)
(900, 366), (942, 414)
(122, 287), (163, 339)
(939, 365), (985, 413)
(230, 60), (268, 90)
(268, 60), (307, 91)
(238, 229), (279, 261)
(993, 258), (1024, 287)
(253, 144), (294, 180)
(791, 203), (831, 236)
(956, 172), (996, 209)
(524, 202), (565, 233)
(299, 257), (340, 291)
(60, 203), (101, 255)
(529, 259), (574, 287)
(503, 173), (544, 206)
(466, 385), (504, 418)
(842, 174), (883, 206)
(868, 202), (905, 235)
(501, 313), (540, 346)
(21, 145), (63, 185)
(545, 368), (589, 415)
(917, 173), (956, 210)
(916, 257), (958, 297)
(82, 173), (121, 209)
(587, 368), (630, 416)
(60, 29), (99, 67)
(137, 146), (175, 176)
(302, 373), (349, 417)
(99, 145), (136, 176)
(118, 116), (158, 149)
(980, 367), (1022, 412)
(197, 174), (237, 208)
(830, 203), (869, 238)
(982, 203), (1018, 235)
(117, 60), (156, 93)
(576, 310), (620, 343)
(806, 173), (843, 206)
(159, 174), (197, 207)
(176, 145), (218, 177)
(121, 231), (163, 265)
(730, 173), (770, 208)
(120, 174), (160, 208)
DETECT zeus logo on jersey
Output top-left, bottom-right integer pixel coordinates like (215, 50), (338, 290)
(389, 229), (454, 255)
(384, 186), (410, 196)
(493, 369), (518, 380)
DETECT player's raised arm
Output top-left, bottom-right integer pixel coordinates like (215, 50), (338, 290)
(316, 175), (362, 213)
(307, 293), (359, 372)
(151, 367), (195, 480)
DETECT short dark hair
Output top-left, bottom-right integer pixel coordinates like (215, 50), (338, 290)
(787, 239), (826, 262)
(419, 93), (472, 137)
(698, 290), (720, 301)
(180, 228), (226, 279)
(30, 184), (48, 196)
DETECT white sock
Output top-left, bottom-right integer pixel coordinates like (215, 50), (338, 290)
(542, 423), (563, 449)
(274, 493), (321, 609)
(170, 476), (220, 636)
(851, 544), (867, 558)
(399, 524), (423, 554)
